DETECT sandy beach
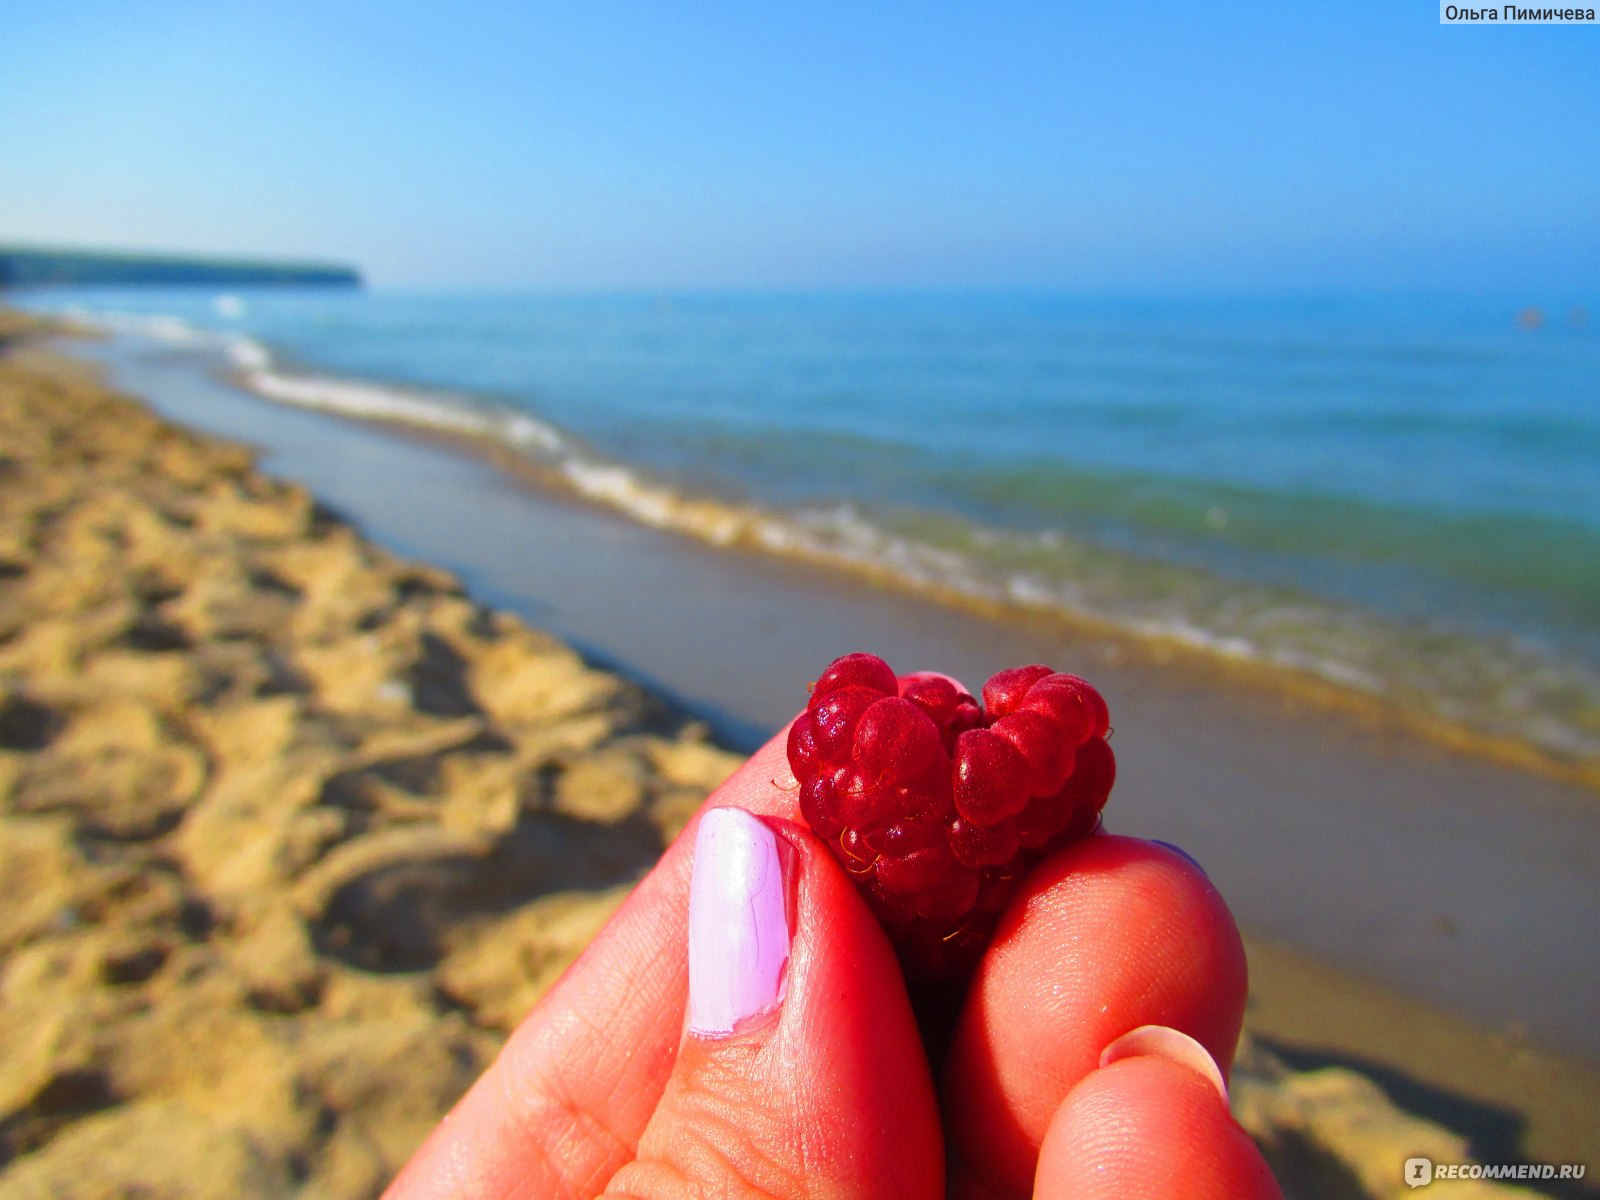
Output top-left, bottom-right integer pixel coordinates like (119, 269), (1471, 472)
(1, 313), (1593, 1199)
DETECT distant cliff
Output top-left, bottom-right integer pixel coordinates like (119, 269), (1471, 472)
(0, 245), (362, 289)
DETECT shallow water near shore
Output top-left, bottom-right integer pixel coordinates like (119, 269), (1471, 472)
(74, 333), (1600, 1079)
(20, 288), (1600, 775)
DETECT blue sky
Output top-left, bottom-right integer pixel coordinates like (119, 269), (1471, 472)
(2, 1), (1595, 290)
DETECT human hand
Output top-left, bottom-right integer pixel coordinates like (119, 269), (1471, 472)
(384, 726), (1282, 1199)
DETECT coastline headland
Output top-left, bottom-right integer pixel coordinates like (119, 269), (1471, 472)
(0, 245), (361, 289)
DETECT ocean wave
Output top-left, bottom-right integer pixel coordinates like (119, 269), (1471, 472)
(65, 306), (273, 375)
(66, 307), (212, 346)
(226, 336), (273, 372)
(557, 459), (750, 545)
(67, 304), (573, 481)
(236, 365), (586, 476)
(242, 368), (497, 437)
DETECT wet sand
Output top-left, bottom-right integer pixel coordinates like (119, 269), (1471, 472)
(7, 323), (1596, 1193)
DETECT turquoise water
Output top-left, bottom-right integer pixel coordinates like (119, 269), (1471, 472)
(20, 288), (1600, 762)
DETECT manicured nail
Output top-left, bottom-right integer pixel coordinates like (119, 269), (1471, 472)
(1100, 1024), (1229, 1104)
(688, 807), (792, 1037)
(1151, 839), (1207, 877)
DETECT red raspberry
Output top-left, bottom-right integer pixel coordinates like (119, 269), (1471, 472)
(788, 652), (1115, 981)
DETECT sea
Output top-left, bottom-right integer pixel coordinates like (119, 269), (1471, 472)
(17, 288), (1600, 771)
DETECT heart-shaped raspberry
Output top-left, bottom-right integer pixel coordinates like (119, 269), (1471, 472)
(788, 652), (1115, 981)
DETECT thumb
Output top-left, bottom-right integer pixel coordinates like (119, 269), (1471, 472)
(1034, 1026), (1282, 1200)
(599, 807), (943, 1200)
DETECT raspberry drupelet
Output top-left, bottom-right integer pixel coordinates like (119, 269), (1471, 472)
(788, 652), (1115, 982)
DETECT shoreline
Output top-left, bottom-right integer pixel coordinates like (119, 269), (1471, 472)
(2, 318), (1595, 1194)
(233, 362), (1600, 797)
(36, 301), (1600, 793)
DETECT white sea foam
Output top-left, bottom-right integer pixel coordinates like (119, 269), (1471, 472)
(243, 369), (495, 436)
(561, 461), (676, 527)
(504, 413), (563, 452)
(68, 308), (484, 437)
(1265, 648), (1381, 691)
(75, 309), (211, 346)
(226, 336), (273, 371)
(1127, 616), (1259, 660)
(238, 363), (569, 458)
(559, 458), (747, 544)
(1005, 575), (1060, 607)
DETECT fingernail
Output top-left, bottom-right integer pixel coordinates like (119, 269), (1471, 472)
(1151, 839), (1207, 877)
(1100, 1024), (1229, 1104)
(688, 807), (793, 1037)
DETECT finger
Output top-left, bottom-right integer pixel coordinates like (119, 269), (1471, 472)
(1035, 1029), (1281, 1200)
(600, 808), (942, 1200)
(943, 836), (1248, 1199)
(385, 730), (804, 1200)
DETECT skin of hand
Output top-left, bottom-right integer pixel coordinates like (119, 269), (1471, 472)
(384, 722), (1284, 1200)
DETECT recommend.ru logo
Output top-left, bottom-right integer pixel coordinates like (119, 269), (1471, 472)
(1405, 1156), (1588, 1187)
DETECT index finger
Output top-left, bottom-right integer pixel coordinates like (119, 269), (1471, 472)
(384, 729), (800, 1200)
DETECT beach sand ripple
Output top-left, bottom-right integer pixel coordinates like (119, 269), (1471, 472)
(0, 340), (737, 1198)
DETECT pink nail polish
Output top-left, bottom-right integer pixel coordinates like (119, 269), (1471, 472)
(1100, 1024), (1230, 1103)
(687, 807), (792, 1037)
